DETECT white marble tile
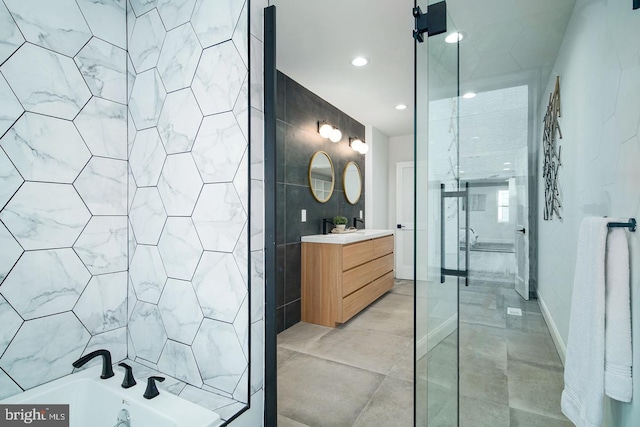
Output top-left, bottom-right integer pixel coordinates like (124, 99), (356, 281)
(157, 340), (203, 387)
(129, 8), (165, 73)
(157, 153), (202, 216)
(0, 296), (22, 355)
(129, 187), (167, 245)
(0, 148), (23, 210)
(233, 221), (248, 284)
(158, 217), (202, 280)
(232, 2), (248, 67)
(74, 157), (127, 215)
(83, 327), (127, 365)
(129, 128), (166, 186)
(249, 35), (263, 111)
(179, 385), (237, 411)
(127, 55), (135, 102)
(250, 251), (264, 321)
(121, 358), (187, 395)
(234, 296), (249, 358)
(1, 44), (91, 120)
(0, 369), (22, 400)
(127, 327), (137, 360)
(191, 0), (244, 48)
(0, 182), (91, 250)
(0, 248), (90, 319)
(192, 183), (246, 252)
(201, 384), (233, 399)
(192, 41), (247, 116)
(0, 75), (23, 138)
(158, 278), (203, 345)
(249, 108), (264, 179)
(192, 318), (246, 394)
(127, 276), (136, 320)
(233, 76), (249, 141)
(192, 251), (246, 322)
(192, 112), (246, 183)
(0, 312), (90, 390)
(1, 113), (90, 183)
(129, 244), (167, 303)
(157, 0), (197, 31)
(250, 320), (263, 394)
(157, 23), (202, 92)
(129, 69), (166, 130)
(249, 0), (266, 40)
(128, 219), (137, 264)
(233, 368), (248, 404)
(128, 301), (168, 363)
(74, 97), (127, 160)
(129, 0), (158, 17)
(250, 179), (264, 251)
(127, 109), (136, 156)
(74, 216), (128, 275)
(4, 0), (91, 57)
(74, 272), (127, 335)
(0, 222), (22, 284)
(158, 88), (202, 154)
(233, 149), (249, 214)
(0, 1), (24, 65)
(76, 0), (127, 49)
(75, 38), (127, 105)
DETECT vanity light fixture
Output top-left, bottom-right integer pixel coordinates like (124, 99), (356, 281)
(462, 92), (476, 99)
(445, 32), (464, 43)
(349, 137), (369, 154)
(318, 121), (333, 139)
(351, 56), (369, 67)
(395, 104), (408, 110)
(329, 127), (342, 143)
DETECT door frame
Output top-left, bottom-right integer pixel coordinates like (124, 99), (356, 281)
(395, 161), (415, 280)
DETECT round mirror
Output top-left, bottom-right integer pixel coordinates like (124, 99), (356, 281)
(343, 161), (362, 204)
(308, 151), (335, 203)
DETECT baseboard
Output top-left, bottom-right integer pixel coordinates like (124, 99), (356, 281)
(416, 314), (457, 359)
(538, 293), (566, 365)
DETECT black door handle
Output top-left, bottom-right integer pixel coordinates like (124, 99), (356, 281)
(397, 224), (405, 229)
(517, 227), (526, 234)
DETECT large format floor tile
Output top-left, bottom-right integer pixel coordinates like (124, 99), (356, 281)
(352, 376), (413, 427)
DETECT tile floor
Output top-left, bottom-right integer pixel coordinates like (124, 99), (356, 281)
(277, 277), (571, 426)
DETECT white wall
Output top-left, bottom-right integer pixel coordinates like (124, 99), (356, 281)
(387, 134), (414, 229)
(537, 1), (640, 425)
(365, 125), (390, 229)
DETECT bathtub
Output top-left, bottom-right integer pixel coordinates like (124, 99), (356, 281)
(0, 364), (221, 427)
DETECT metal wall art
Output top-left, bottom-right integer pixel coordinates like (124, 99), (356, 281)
(543, 76), (563, 220)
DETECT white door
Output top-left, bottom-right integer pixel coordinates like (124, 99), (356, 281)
(395, 161), (414, 280)
(510, 176), (529, 300)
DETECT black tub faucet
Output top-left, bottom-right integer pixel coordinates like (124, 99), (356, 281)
(72, 349), (114, 379)
(353, 218), (364, 229)
(322, 218), (335, 235)
(118, 362), (136, 388)
(143, 376), (165, 399)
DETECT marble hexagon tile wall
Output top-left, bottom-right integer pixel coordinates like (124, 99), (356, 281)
(0, 0), (128, 398)
(125, 0), (254, 413)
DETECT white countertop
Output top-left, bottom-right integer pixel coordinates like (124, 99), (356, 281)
(301, 229), (394, 245)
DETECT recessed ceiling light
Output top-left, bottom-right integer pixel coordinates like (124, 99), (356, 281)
(351, 57), (368, 67)
(503, 162), (511, 165)
(503, 168), (511, 171)
(445, 32), (464, 43)
(459, 170), (465, 174)
(462, 92), (476, 99)
(395, 104), (407, 110)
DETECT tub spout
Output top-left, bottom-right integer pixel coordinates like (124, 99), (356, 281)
(72, 349), (114, 379)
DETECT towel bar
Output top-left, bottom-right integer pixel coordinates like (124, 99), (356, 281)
(607, 218), (636, 232)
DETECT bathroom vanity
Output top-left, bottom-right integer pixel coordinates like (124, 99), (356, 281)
(301, 230), (394, 327)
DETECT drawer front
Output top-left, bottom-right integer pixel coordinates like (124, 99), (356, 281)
(342, 253), (394, 297)
(372, 235), (394, 259)
(342, 240), (373, 271)
(341, 271), (394, 322)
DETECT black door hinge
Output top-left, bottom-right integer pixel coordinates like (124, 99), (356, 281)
(413, 1), (447, 43)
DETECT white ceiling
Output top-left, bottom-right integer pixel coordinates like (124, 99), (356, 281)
(272, 0), (576, 137)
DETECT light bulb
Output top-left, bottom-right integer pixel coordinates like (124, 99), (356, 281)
(358, 142), (369, 154)
(445, 32), (464, 43)
(350, 138), (363, 152)
(351, 57), (368, 67)
(319, 122), (333, 139)
(329, 128), (342, 143)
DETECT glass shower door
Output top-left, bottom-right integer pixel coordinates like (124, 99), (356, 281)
(415, 1), (460, 425)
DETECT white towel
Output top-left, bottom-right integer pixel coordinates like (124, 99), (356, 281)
(561, 217), (633, 427)
(604, 227), (632, 402)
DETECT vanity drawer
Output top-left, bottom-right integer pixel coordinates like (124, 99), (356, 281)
(342, 240), (374, 271)
(372, 235), (394, 259)
(342, 253), (393, 297)
(341, 271), (394, 322)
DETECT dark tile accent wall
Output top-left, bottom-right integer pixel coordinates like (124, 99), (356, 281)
(276, 71), (365, 332)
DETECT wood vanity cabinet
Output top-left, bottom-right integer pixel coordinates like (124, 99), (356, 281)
(301, 235), (394, 327)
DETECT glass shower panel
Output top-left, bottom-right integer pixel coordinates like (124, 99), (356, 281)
(415, 2), (460, 424)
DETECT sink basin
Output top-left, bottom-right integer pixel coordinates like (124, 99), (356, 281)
(301, 229), (393, 244)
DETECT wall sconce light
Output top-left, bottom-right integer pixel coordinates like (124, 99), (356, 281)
(318, 121), (342, 143)
(349, 137), (369, 154)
